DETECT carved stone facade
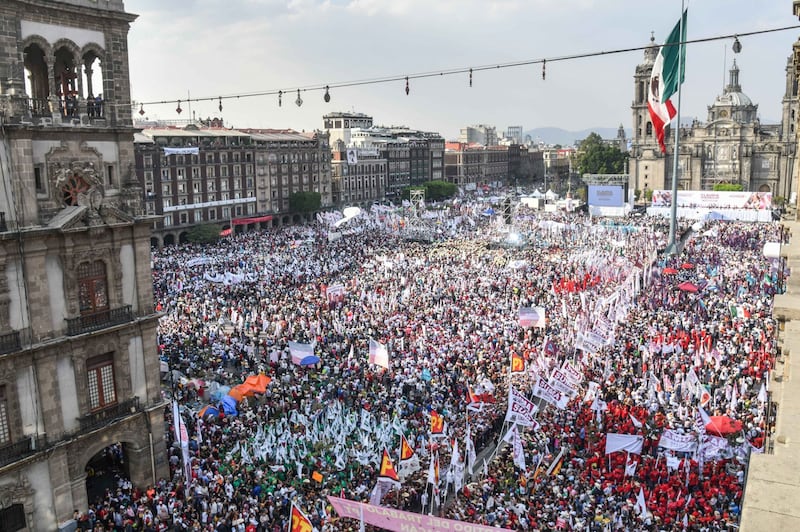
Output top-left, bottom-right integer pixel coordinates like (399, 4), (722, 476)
(629, 36), (798, 201)
(0, 2), (167, 530)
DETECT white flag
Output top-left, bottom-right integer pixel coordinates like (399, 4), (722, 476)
(369, 338), (390, 369)
(757, 382), (768, 404)
(624, 454), (637, 477)
(635, 487), (648, 518)
(630, 413), (643, 429)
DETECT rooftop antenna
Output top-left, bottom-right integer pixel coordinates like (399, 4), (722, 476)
(722, 44), (727, 92)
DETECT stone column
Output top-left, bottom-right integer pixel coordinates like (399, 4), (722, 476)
(84, 63), (94, 98)
(794, 2), (800, 217)
(48, 447), (78, 524)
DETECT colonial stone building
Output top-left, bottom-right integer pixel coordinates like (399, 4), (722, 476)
(134, 125), (332, 247)
(0, 1), (167, 530)
(629, 35), (798, 201)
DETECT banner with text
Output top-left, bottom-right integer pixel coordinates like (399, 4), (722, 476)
(328, 496), (512, 532)
(650, 190), (772, 210)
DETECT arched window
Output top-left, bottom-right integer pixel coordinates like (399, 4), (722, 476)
(646, 122), (653, 136)
(53, 46), (79, 117)
(78, 260), (108, 315)
(23, 42), (49, 115)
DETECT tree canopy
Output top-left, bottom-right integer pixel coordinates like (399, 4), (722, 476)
(402, 180), (458, 202)
(187, 223), (222, 244)
(575, 132), (629, 175)
(712, 183), (744, 191)
(289, 191), (322, 213)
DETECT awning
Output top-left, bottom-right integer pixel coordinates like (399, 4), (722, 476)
(232, 215), (273, 226)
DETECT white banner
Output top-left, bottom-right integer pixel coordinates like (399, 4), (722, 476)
(604, 433), (644, 455)
(658, 429), (698, 453)
(164, 147), (200, 156)
(699, 435), (729, 461)
(561, 362), (582, 385)
(651, 190), (772, 210)
(532, 377), (568, 409)
(549, 368), (578, 397)
(505, 387), (538, 426)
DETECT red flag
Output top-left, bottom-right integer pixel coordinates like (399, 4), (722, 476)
(430, 410), (444, 435)
(511, 352), (525, 373)
(290, 504), (313, 532)
(379, 449), (401, 484)
(400, 435), (415, 461)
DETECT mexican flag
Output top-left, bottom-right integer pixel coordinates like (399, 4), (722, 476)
(647, 9), (687, 153)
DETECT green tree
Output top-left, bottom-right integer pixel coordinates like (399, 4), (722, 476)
(423, 180), (458, 201)
(401, 181), (457, 202)
(187, 223), (222, 244)
(712, 183), (744, 191)
(289, 191), (322, 212)
(575, 132), (629, 175)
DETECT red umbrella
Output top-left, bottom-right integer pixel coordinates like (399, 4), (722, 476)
(705, 416), (742, 436)
(663, 267), (678, 275)
(681, 262), (695, 270)
(677, 281), (699, 293)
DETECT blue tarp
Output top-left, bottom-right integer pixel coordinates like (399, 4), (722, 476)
(210, 385), (231, 401)
(221, 395), (238, 416)
(481, 208), (495, 216)
(300, 355), (320, 366)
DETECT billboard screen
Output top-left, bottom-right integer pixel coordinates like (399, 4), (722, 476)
(588, 185), (624, 207)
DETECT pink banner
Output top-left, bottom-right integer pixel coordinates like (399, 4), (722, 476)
(327, 496), (511, 532)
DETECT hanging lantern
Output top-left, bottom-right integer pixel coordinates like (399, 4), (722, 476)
(176, 100), (182, 114)
(218, 96), (223, 112)
(324, 86), (330, 103)
(138, 103), (145, 116)
(295, 89), (303, 107)
(405, 77), (409, 96)
(278, 90), (282, 107)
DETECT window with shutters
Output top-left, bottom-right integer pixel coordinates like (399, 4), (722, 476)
(78, 261), (108, 315)
(87, 354), (116, 411)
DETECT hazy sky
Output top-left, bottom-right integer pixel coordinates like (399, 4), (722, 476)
(126, 0), (799, 140)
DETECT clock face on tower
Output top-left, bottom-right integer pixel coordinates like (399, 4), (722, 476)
(719, 110), (729, 118)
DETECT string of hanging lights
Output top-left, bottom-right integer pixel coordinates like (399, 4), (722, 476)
(133, 24), (800, 116)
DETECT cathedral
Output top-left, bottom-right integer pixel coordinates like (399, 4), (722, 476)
(629, 35), (798, 203)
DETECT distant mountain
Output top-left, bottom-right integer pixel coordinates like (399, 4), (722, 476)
(525, 127), (631, 146)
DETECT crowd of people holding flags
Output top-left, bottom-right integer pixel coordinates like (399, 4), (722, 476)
(80, 197), (783, 531)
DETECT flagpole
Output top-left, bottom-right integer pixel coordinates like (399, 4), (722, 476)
(666, 0), (686, 255)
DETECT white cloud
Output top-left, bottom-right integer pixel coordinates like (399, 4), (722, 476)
(127, 0), (798, 138)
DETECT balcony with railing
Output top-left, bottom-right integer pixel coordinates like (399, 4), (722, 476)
(0, 330), (21, 355)
(66, 305), (133, 336)
(0, 436), (45, 468)
(78, 397), (140, 434)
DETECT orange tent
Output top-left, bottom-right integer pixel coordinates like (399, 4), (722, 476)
(241, 374), (272, 394)
(228, 386), (247, 402)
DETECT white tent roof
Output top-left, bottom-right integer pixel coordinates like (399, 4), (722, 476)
(545, 189), (558, 199)
(531, 189), (544, 198)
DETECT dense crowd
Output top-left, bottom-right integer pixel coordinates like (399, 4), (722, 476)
(81, 201), (782, 531)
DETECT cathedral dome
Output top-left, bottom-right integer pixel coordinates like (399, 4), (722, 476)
(707, 60), (757, 123)
(713, 90), (752, 108)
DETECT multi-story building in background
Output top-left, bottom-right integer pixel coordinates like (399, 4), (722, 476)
(444, 142), (509, 190)
(458, 124), (498, 146)
(629, 34), (797, 200)
(506, 126), (523, 145)
(330, 145), (387, 205)
(134, 125), (332, 247)
(0, 1), (167, 529)
(323, 113), (444, 203)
